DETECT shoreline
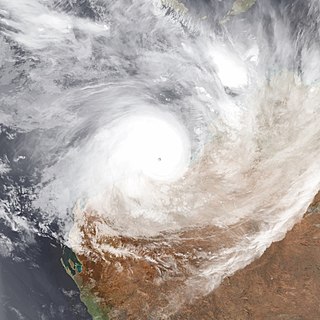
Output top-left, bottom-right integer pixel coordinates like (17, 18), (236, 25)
(62, 191), (320, 319)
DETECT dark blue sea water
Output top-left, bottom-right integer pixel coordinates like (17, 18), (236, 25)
(0, 126), (91, 319)
(0, 237), (91, 320)
(1, 0), (320, 319)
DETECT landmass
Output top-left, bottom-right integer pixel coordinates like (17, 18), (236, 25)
(62, 191), (320, 319)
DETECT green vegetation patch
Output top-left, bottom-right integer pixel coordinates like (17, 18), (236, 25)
(61, 245), (83, 276)
(61, 246), (111, 320)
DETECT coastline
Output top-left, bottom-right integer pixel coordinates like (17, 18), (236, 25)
(62, 191), (320, 319)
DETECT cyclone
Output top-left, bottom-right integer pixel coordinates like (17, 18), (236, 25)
(0, 0), (320, 318)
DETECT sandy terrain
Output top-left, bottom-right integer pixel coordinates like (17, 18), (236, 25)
(172, 192), (320, 320)
(73, 192), (320, 319)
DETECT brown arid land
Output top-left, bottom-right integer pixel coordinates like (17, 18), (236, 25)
(171, 191), (320, 320)
(68, 191), (320, 320)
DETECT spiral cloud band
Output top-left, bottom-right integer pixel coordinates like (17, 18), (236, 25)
(1, 0), (320, 316)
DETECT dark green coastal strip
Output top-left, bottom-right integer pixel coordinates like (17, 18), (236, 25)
(61, 246), (83, 276)
(61, 246), (111, 320)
